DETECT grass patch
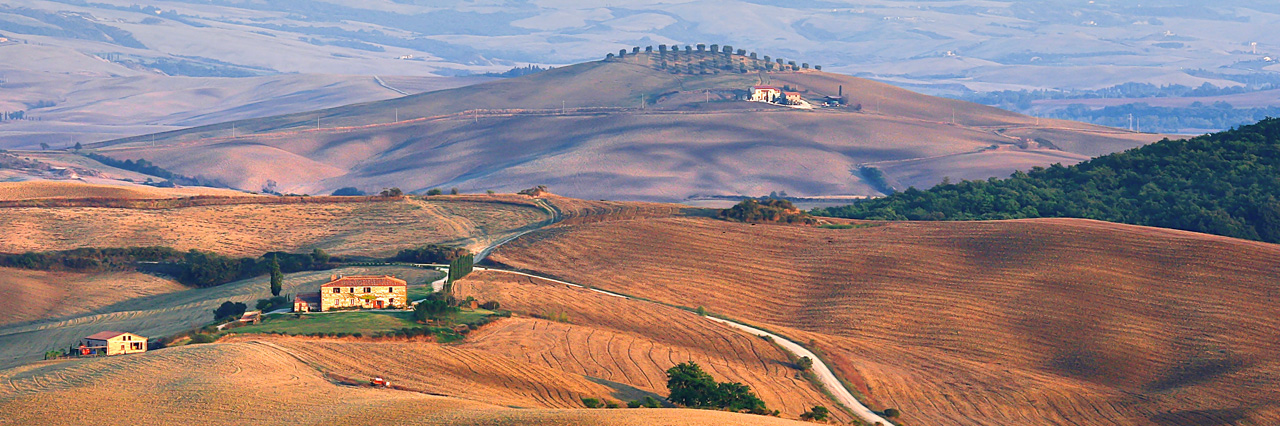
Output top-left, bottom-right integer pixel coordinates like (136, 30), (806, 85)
(230, 311), (418, 336)
(407, 285), (434, 301)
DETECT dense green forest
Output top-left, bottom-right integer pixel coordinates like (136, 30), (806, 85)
(815, 118), (1280, 243)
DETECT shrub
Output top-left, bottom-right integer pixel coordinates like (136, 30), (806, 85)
(797, 356), (813, 371)
(695, 306), (706, 316)
(426, 188), (443, 196)
(883, 408), (901, 418)
(581, 397), (603, 408)
(380, 187), (403, 197)
(480, 301), (500, 310)
(189, 334), (216, 344)
(213, 301), (247, 321)
(800, 405), (829, 421)
(331, 187), (364, 196)
(605, 401), (621, 408)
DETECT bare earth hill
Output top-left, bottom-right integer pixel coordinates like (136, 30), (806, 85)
(88, 53), (1163, 202)
(490, 215), (1280, 426)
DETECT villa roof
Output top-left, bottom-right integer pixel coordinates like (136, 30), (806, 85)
(321, 275), (407, 288)
(85, 331), (131, 341)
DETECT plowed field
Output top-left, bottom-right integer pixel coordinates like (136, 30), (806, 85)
(0, 341), (815, 425)
(0, 267), (186, 326)
(0, 197), (549, 256)
(490, 216), (1280, 426)
(452, 271), (846, 421)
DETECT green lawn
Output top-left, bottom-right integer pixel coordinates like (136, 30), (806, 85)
(229, 311), (419, 336)
(407, 286), (434, 301)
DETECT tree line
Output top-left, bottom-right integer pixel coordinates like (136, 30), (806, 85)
(815, 118), (1280, 243)
(0, 246), (335, 288)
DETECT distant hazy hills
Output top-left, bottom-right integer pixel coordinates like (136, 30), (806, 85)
(89, 53), (1162, 202)
(2, 1), (1277, 91)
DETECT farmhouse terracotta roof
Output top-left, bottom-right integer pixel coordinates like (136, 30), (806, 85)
(785, 92), (801, 96)
(85, 331), (128, 340)
(295, 292), (321, 304)
(321, 275), (407, 288)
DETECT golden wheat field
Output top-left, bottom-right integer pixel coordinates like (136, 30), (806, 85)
(451, 271), (849, 422)
(0, 197), (549, 257)
(0, 341), (816, 426)
(490, 216), (1280, 426)
(0, 181), (255, 201)
(0, 267), (186, 326)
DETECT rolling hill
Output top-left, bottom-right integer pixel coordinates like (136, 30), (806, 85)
(86, 52), (1164, 202)
(0, 339), (817, 426)
(488, 214), (1280, 426)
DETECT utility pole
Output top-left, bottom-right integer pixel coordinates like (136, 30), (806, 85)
(317, 116), (320, 130)
(562, 100), (566, 115)
(232, 123), (236, 138)
(395, 108), (399, 123)
(1129, 113), (1133, 131)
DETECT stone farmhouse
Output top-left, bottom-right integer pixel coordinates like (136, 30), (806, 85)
(294, 275), (408, 312)
(750, 85), (781, 102)
(80, 331), (146, 356)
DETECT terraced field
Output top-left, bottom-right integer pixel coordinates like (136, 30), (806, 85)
(0, 197), (549, 257)
(452, 271), (846, 422)
(0, 266), (437, 369)
(490, 216), (1280, 426)
(0, 341), (815, 426)
(0, 267), (186, 326)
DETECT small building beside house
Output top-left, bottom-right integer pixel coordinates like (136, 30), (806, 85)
(81, 331), (146, 356)
(750, 85), (781, 103)
(319, 275), (408, 311)
(239, 310), (262, 324)
(784, 92), (803, 104)
(294, 292), (321, 313)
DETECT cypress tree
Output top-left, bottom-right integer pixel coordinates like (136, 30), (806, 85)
(269, 255), (282, 296)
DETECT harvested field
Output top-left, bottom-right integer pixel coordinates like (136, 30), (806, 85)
(0, 267), (186, 326)
(0, 181), (253, 201)
(490, 216), (1280, 426)
(452, 271), (847, 421)
(0, 341), (814, 425)
(0, 197), (549, 257)
(542, 195), (697, 225)
(0, 266), (436, 369)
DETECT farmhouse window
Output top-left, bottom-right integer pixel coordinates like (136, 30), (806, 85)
(389, 287), (394, 292)
(365, 287), (372, 293)
(332, 288), (340, 293)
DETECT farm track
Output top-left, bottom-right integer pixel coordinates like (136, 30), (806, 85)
(490, 215), (1280, 426)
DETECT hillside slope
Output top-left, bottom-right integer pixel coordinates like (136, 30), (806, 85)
(90, 54), (1162, 202)
(0, 340), (815, 426)
(490, 215), (1280, 426)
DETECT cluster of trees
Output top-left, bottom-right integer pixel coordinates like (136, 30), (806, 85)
(390, 244), (470, 264)
(447, 253), (474, 284)
(815, 118), (1280, 243)
(606, 44), (818, 75)
(719, 199), (817, 224)
(480, 64), (549, 78)
(213, 301), (247, 321)
(0, 110), (26, 121)
(0, 246), (184, 271)
(413, 292), (458, 322)
(666, 362), (770, 415)
(83, 153), (204, 186)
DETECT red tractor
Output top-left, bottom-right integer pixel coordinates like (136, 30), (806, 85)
(371, 377), (391, 387)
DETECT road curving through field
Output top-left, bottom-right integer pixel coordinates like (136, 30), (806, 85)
(472, 267), (894, 426)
